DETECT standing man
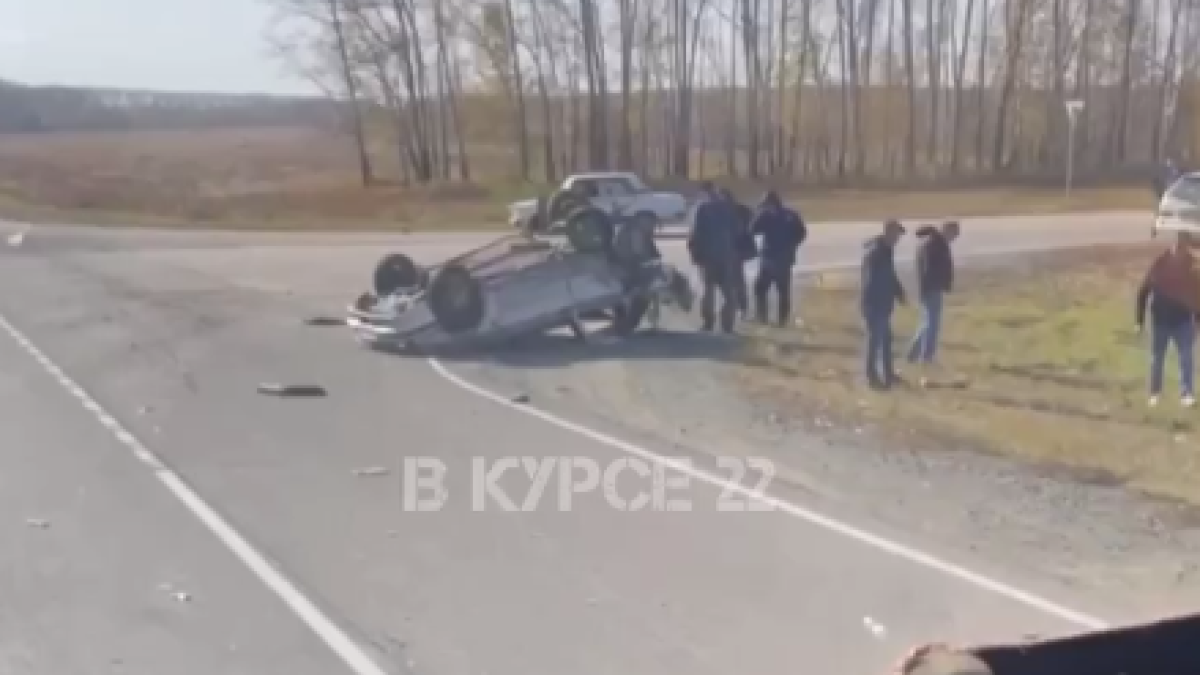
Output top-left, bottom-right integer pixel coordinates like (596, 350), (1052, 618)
(688, 183), (740, 333)
(721, 187), (757, 317)
(750, 190), (807, 326)
(1136, 230), (1200, 408)
(907, 220), (960, 371)
(860, 219), (907, 389)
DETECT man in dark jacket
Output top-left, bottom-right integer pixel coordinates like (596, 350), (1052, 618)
(688, 185), (740, 333)
(907, 220), (959, 367)
(1136, 230), (1200, 407)
(720, 187), (757, 317)
(860, 219), (907, 389)
(750, 190), (807, 326)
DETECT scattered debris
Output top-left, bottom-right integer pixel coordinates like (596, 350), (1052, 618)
(304, 316), (345, 327)
(137, 405), (154, 415)
(510, 393), (531, 404)
(257, 383), (328, 398)
(353, 466), (390, 477)
(862, 616), (887, 639)
(25, 518), (49, 529)
(158, 582), (192, 603)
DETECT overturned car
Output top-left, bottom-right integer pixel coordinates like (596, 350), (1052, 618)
(346, 208), (694, 353)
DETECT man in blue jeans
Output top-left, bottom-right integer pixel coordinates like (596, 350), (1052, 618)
(908, 221), (960, 378)
(1136, 231), (1200, 408)
(860, 220), (907, 389)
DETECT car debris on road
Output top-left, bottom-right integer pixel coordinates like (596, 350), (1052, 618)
(304, 316), (346, 327)
(256, 383), (328, 398)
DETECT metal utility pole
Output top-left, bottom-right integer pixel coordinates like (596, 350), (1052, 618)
(1065, 100), (1085, 199)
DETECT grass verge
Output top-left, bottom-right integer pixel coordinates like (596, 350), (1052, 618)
(736, 245), (1200, 508)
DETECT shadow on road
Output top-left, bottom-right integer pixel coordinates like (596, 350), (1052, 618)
(370, 325), (739, 367)
(479, 328), (739, 369)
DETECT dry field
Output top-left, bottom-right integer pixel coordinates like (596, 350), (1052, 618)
(0, 125), (1157, 231)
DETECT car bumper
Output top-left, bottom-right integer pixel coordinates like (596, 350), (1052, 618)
(1153, 216), (1200, 235)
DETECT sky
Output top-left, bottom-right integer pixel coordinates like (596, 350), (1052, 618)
(4, 0), (317, 95)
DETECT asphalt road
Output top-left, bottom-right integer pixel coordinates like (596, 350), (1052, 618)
(0, 212), (1146, 675)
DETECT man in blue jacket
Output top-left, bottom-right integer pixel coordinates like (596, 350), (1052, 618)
(750, 190), (806, 326)
(861, 219), (907, 389)
(720, 187), (757, 317)
(688, 184), (740, 333)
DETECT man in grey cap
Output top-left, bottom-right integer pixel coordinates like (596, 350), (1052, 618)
(860, 219), (908, 389)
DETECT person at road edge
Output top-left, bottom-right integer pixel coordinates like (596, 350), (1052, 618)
(907, 220), (959, 377)
(721, 187), (757, 318)
(750, 189), (807, 326)
(688, 183), (740, 333)
(1136, 230), (1200, 408)
(861, 219), (907, 389)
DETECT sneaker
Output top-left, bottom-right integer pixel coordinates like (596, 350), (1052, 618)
(1184, 395), (1196, 408)
(1149, 395), (1161, 407)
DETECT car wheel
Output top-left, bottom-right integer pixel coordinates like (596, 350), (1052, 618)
(373, 253), (422, 296)
(565, 206), (616, 254)
(612, 296), (651, 337)
(547, 189), (588, 224)
(428, 264), (485, 334)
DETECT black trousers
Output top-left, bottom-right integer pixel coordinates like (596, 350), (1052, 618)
(699, 264), (738, 332)
(753, 263), (793, 324)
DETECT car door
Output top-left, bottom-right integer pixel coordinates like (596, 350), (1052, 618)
(568, 178), (607, 212)
(599, 178), (636, 216)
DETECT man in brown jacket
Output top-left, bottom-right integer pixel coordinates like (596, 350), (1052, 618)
(1135, 231), (1200, 407)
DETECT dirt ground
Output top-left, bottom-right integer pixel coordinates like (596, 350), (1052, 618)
(738, 244), (1200, 508)
(0, 126), (1156, 231)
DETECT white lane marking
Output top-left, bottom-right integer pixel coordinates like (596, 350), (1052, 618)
(429, 359), (1108, 631)
(0, 312), (386, 675)
(425, 251), (1113, 632)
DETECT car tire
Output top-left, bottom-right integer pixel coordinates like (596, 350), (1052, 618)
(428, 264), (486, 335)
(612, 296), (651, 337)
(565, 206), (616, 254)
(547, 189), (588, 224)
(373, 253), (423, 296)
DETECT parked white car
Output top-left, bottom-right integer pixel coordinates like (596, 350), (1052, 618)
(508, 172), (689, 232)
(1154, 171), (1200, 236)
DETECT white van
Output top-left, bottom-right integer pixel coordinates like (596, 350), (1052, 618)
(1153, 171), (1200, 236)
